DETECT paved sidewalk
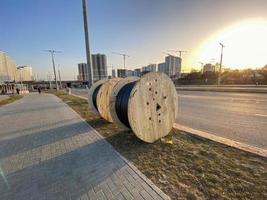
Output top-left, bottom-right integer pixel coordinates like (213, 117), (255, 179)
(0, 93), (169, 200)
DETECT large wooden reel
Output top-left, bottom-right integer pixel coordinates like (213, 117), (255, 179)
(96, 78), (122, 122)
(110, 76), (140, 129)
(128, 72), (178, 143)
(88, 79), (108, 115)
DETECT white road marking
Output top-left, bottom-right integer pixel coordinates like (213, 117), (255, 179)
(255, 114), (267, 117)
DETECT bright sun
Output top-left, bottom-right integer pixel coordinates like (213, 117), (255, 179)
(194, 19), (267, 69)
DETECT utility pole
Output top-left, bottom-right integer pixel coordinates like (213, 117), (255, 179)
(112, 52), (130, 69)
(58, 65), (62, 89)
(43, 50), (61, 90)
(82, 0), (93, 87)
(199, 62), (204, 73)
(17, 66), (24, 89)
(218, 43), (225, 85)
(47, 72), (52, 89)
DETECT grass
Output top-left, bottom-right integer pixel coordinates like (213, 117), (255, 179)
(48, 90), (267, 200)
(0, 95), (23, 107)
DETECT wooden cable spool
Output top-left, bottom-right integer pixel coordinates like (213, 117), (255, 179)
(110, 76), (140, 129)
(88, 72), (177, 143)
(88, 79), (108, 115)
(112, 72), (178, 143)
(96, 78), (122, 122)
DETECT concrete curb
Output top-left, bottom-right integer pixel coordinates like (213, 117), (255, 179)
(174, 123), (267, 158)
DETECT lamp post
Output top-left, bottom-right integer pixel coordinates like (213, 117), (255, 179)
(218, 43), (225, 85)
(17, 66), (24, 90)
(82, 0), (93, 87)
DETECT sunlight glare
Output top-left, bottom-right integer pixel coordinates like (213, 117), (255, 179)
(196, 19), (267, 69)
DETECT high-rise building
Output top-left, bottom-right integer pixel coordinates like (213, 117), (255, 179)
(112, 69), (116, 78)
(77, 53), (108, 82)
(17, 66), (33, 81)
(92, 54), (107, 82)
(117, 69), (126, 78)
(77, 63), (88, 81)
(158, 62), (168, 75)
(134, 68), (141, 77)
(203, 63), (216, 73)
(165, 55), (181, 78)
(142, 64), (157, 73)
(126, 70), (135, 77)
(0, 51), (18, 82)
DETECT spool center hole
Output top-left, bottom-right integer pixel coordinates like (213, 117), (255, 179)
(156, 103), (161, 111)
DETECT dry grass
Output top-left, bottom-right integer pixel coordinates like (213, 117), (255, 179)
(0, 95), (23, 107)
(49, 90), (267, 200)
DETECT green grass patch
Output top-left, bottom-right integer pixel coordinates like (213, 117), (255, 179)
(48, 90), (267, 200)
(0, 95), (23, 107)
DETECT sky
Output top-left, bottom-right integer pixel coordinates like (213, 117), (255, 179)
(1, 0), (267, 80)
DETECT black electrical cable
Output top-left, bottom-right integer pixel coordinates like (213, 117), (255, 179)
(92, 84), (102, 111)
(115, 81), (137, 128)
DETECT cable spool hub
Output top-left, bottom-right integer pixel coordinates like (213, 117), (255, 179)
(111, 72), (178, 143)
(110, 76), (140, 129)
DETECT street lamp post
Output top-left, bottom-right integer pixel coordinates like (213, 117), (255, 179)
(17, 66), (24, 91)
(82, 0), (93, 87)
(218, 43), (225, 85)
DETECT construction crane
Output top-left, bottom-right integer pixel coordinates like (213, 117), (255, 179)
(162, 52), (174, 56)
(167, 50), (187, 58)
(112, 52), (130, 70)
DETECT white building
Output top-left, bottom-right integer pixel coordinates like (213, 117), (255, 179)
(0, 51), (18, 82)
(165, 55), (181, 78)
(203, 63), (216, 73)
(17, 65), (33, 81)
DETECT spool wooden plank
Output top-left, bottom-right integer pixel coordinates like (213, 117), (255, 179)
(88, 79), (108, 115)
(128, 72), (178, 143)
(110, 76), (140, 129)
(97, 78), (122, 122)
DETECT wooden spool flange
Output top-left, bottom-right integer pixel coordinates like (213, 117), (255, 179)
(96, 78), (122, 122)
(110, 76), (140, 129)
(128, 72), (178, 143)
(88, 79), (108, 115)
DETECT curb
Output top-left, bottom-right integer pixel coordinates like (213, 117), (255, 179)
(174, 123), (267, 158)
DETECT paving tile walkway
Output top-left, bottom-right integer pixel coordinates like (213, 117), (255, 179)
(0, 93), (169, 200)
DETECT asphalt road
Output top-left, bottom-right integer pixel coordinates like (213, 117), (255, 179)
(177, 91), (267, 149)
(72, 88), (267, 149)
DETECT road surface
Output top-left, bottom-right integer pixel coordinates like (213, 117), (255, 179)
(72, 88), (267, 149)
